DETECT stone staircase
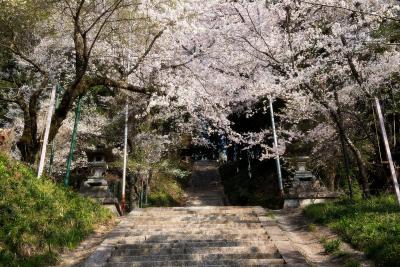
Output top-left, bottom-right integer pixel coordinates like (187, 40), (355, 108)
(185, 161), (227, 206)
(84, 161), (308, 266)
(84, 206), (309, 267)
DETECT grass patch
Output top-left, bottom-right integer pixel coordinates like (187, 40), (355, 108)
(265, 210), (276, 219)
(344, 258), (361, 267)
(307, 223), (317, 232)
(304, 195), (400, 266)
(0, 153), (113, 266)
(322, 239), (341, 254)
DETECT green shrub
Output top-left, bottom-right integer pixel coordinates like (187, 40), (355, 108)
(344, 258), (361, 267)
(323, 239), (341, 254)
(304, 195), (400, 266)
(148, 191), (176, 206)
(0, 153), (113, 266)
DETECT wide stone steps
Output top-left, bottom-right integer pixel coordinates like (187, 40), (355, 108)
(112, 228), (268, 235)
(111, 245), (279, 256)
(116, 225), (264, 231)
(105, 258), (286, 267)
(128, 214), (259, 219)
(108, 252), (281, 262)
(84, 206), (309, 266)
(126, 219), (261, 224)
(113, 235), (271, 244)
(114, 240), (277, 250)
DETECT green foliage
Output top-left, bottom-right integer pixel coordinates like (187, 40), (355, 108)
(148, 191), (176, 207)
(372, 21), (400, 44)
(304, 195), (400, 266)
(0, 153), (113, 266)
(344, 258), (361, 267)
(322, 239), (341, 254)
(147, 159), (191, 207)
(307, 223), (317, 232)
(0, 0), (52, 53)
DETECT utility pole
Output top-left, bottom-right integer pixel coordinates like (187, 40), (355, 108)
(48, 84), (62, 175)
(269, 97), (284, 196)
(121, 100), (129, 213)
(375, 97), (400, 205)
(37, 85), (57, 178)
(64, 96), (83, 186)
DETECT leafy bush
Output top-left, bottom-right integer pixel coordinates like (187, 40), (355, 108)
(323, 239), (341, 254)
(344, 258), (361, 267)
(304, 195), (400, 266)
(143, 159), (191, 207)
(0, 153), (113, 266)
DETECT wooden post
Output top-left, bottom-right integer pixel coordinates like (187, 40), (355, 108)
(48, 84), (62, 175)
(375, 97), (400, 205)
(37, 85), (57, 178)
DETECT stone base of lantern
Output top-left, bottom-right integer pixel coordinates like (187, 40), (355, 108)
(80, 178), (123, 216)
(284, 197), (330, 208)
(283, 192), (340, 208)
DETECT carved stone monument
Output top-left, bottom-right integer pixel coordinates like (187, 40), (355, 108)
(80, 146), (122, 215)
(284, 157), (339, 208)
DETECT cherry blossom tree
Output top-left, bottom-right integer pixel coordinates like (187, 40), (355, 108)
(1, 0), (399, 198)
(0, 0), (195, 163)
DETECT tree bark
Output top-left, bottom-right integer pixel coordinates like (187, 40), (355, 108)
(329, 103), (370, 198)
(16, 85), (47, 163)
(304, 84), (370, 197)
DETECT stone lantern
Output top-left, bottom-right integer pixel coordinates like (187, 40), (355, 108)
(80, 146), (122, 215)
(284, 156), (339, 208)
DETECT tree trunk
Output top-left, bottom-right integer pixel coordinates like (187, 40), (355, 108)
(16, 98), (40, 164)
(17, 131), (39, 164)
(329, 108), (370, 197)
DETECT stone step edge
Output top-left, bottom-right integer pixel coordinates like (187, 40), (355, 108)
(108, 253), (283, 262)
(253, 208), (310, 267)
(106, 258), (286, 264)
(111, 246), (279, 256)
(112, 240), (276, 248)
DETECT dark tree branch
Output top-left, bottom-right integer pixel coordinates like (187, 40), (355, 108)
(300, 0), (400, 22)
(0, 44), (47, 75)
(240, 37), (281, 65)
(83, 0), (121, 35)
(127, 28), (166, 75)
(88, 0), (123, 56)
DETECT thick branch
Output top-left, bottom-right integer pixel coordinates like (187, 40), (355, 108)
(96, 76), (155, 95)
(88, 0), (124, 56)
(240, 37), (281, 65)
(300, 0), (400, 22)
(340, 35), (373, 98)
(127, 28), (166, 75)
(1, 44), (47, 75)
